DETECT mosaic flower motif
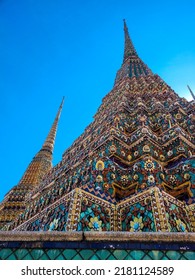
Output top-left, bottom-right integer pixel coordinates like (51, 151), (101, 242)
(176, 219), (187, 232)
(167, 150), (173, 157)
(121, 175), (128, 185)
(147, 175), (155, 184)
(96, 175), (103, 183)
(89, 217), (102, 231)
(130, 217), (144, 232)
(169, 175), (177, 184)
(49, 218), (59, 231)
(144, 159), (155, 172)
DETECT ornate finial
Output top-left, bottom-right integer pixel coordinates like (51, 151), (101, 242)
(123, 19), (137, 61)
(187, 85), (195, 100)
(41, 97), (64, 154)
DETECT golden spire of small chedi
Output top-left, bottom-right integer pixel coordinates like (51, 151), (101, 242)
(0, 98), (64, 229)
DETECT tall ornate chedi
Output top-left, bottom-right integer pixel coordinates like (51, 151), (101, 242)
(0, 98), (64, 229)
(1, 21), (195, 233)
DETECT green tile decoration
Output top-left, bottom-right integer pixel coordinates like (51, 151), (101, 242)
(0, 248), (195, 260)
(183, 251), (195, 260)
(166, 251), (182, 260)
(129, 250), (145, 260)
(96, 249), (111, 260)
(47, 249), (61, 260)
(14, 249), (29, 260)
(79, 249), (95, 260)
(62, 249), (78, 260)
(148, 250), (164, 260)
(0, 249), (14, 260)
(30, 249), (45, 260)
(113, 250), (128, 260)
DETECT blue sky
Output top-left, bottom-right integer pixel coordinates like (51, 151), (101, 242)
(0, 0), (195, 201)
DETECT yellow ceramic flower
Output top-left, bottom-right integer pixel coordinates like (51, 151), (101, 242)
(176, 219), (187, 232)
(144, 159), (155, 171)
(89, 217), (102, 231)
(130, 217), (144, 232)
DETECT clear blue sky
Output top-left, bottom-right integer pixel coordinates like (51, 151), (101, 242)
(0, 0), (195, 201)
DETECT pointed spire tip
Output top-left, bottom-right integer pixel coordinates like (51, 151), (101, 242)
(123, 19), (137, 61)
(187, 85), (195, 100)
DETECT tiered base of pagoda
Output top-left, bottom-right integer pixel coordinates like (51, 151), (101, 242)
(10, 187), (195, 233)
(0, 231), (194, 260)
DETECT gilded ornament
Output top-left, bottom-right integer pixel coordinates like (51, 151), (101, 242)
(127, 154), (132, 161)
(160, 173), (165, 180)
(96, 175), (103, 183)
(111, 173), (116, 179)
(184, 173), (190, 180)
(95, 160), (105, 171)
(160, 155), (165, 161)
(143, 145), (150, 152)
(133, 174), (138, 181)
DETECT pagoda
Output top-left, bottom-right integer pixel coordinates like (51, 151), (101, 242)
(0, 20), (195, 235)
(0, 98), (64, 229)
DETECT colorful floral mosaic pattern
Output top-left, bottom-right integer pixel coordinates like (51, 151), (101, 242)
(77, 199), (110, 231)
(120, 200), (155, 232)
(25, 202), (69, 231)
(164, 200), (191, 232)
